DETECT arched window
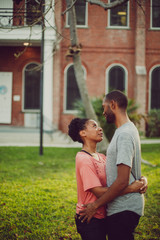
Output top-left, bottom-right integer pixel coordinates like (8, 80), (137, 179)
(106, 65), (127, 93)
(23, 63), (40, 110)
(150, 66), (160, 109)
(64, 64), (85, 112)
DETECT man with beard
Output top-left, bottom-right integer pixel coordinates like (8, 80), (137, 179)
(80, 90), (145, 240)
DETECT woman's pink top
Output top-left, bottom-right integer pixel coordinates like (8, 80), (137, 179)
(76, 151), (107, 219)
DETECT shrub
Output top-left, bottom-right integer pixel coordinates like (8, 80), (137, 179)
(127, 99), (143, 126)
(146, 109), (160, 137)
(74, 97), (141, 141)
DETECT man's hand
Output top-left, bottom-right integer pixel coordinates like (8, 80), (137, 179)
(79, 202), (97, 223)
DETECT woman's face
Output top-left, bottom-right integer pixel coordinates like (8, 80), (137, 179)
(83, 120), (103, 143)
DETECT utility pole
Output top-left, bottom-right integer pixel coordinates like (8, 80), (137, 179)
(39, 4), (44, 155)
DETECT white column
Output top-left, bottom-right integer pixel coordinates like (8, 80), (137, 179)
(45, 0), (55, 27)
(42, 0), (55, 132)
(43, 40), (53, 131)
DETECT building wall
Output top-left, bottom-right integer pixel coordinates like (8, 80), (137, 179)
(55, 1), (160, 133)
(58, 1), (136, 133)
(0, 46), (40, 126)
(145, 0), (160, 112)
(1, 1), (160, 133)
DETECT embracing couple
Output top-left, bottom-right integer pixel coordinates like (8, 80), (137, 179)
(68, 90), (147, 240)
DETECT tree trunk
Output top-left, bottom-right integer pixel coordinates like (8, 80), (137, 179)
(65, 0), (108, 152)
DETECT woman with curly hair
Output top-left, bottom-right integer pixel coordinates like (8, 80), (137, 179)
(68, 118), (147, 240)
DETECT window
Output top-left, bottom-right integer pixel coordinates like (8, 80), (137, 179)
(108, 0), (129, 28)
(23, 63), (40, 110)
(0, 0), (13, 27)
(26, 0), (44, 25)
(151, 0), (160, 29)
(150, 66), (160, 109)
(106, 65), (127, 93)
(66, 0), (87, 27)
(64, 64), (85, 112)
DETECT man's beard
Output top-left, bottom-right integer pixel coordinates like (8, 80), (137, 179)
(105, 108), (115, 124)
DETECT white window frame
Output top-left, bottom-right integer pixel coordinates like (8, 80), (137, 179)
(105, 63), (128, 95)
(63, 63), (86, 114)
(148, 64), (160, 111)
(107, 0), (129, 29)
(22, 62), (40, 113)
(150, 0), (160, 30)
(66, 2), (88, 28)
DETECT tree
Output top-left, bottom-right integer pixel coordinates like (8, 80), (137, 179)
(64, 0), (130, 151)
(65, 0), (107, 151)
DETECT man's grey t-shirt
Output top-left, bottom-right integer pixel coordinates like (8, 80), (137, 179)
(106, 121), (144, 216)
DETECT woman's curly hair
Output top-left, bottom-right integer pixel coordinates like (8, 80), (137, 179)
(68, 118), (89, 143)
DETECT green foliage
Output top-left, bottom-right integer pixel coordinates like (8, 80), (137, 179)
(135, 144), (160, 240)
(73, 100), (86, 118)
(146, 109), (160, 137)
(0, 146), (160, 240)
(127, 99), (143, 126)
(0, 147), (81, 240)
(74, 97), (142, 141)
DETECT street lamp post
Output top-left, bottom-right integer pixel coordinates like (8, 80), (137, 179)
(39, 6), (44, 156)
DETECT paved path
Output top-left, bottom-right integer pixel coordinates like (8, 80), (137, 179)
(0, 126), (160, 147)
(0, 126), (81, 148)
(140, 139), (160, 144)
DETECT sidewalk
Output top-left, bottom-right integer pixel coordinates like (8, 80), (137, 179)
(0, 126), (160, 147)
(0, 126), (81, 148)
(140, 138), (160, 144)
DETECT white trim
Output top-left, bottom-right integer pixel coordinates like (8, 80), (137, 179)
(107, 0), (129, 29)
(150, 0), (160, 30)
(135, 66), (146, 75)
(148, 64), (160, 111)
(63, 63), (86, 114)
(0, 0), (13, 27)
(0, 72), (13, 123)
(22, 62), (40, 112)
(63, 110), (79, 115)
(66, 2), (88, 28)
(105, 63), (128, 95)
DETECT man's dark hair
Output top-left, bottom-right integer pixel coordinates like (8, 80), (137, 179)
(105, 90), (128, 110)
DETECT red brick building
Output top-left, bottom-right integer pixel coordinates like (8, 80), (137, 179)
(0, 0), (160, 134)
(0, 0), (55, 131)
(54, 0), (160, 133)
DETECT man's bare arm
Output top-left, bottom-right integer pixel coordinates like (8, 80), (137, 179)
(80, 164), (131, 222)
(93, 164), (130, 207)
(90, 176), (147, 199)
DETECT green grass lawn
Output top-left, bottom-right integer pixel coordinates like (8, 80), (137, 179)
(0, 145), (160, 240)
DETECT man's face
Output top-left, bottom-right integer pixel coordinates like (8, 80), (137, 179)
(102, 98), (115, 124)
